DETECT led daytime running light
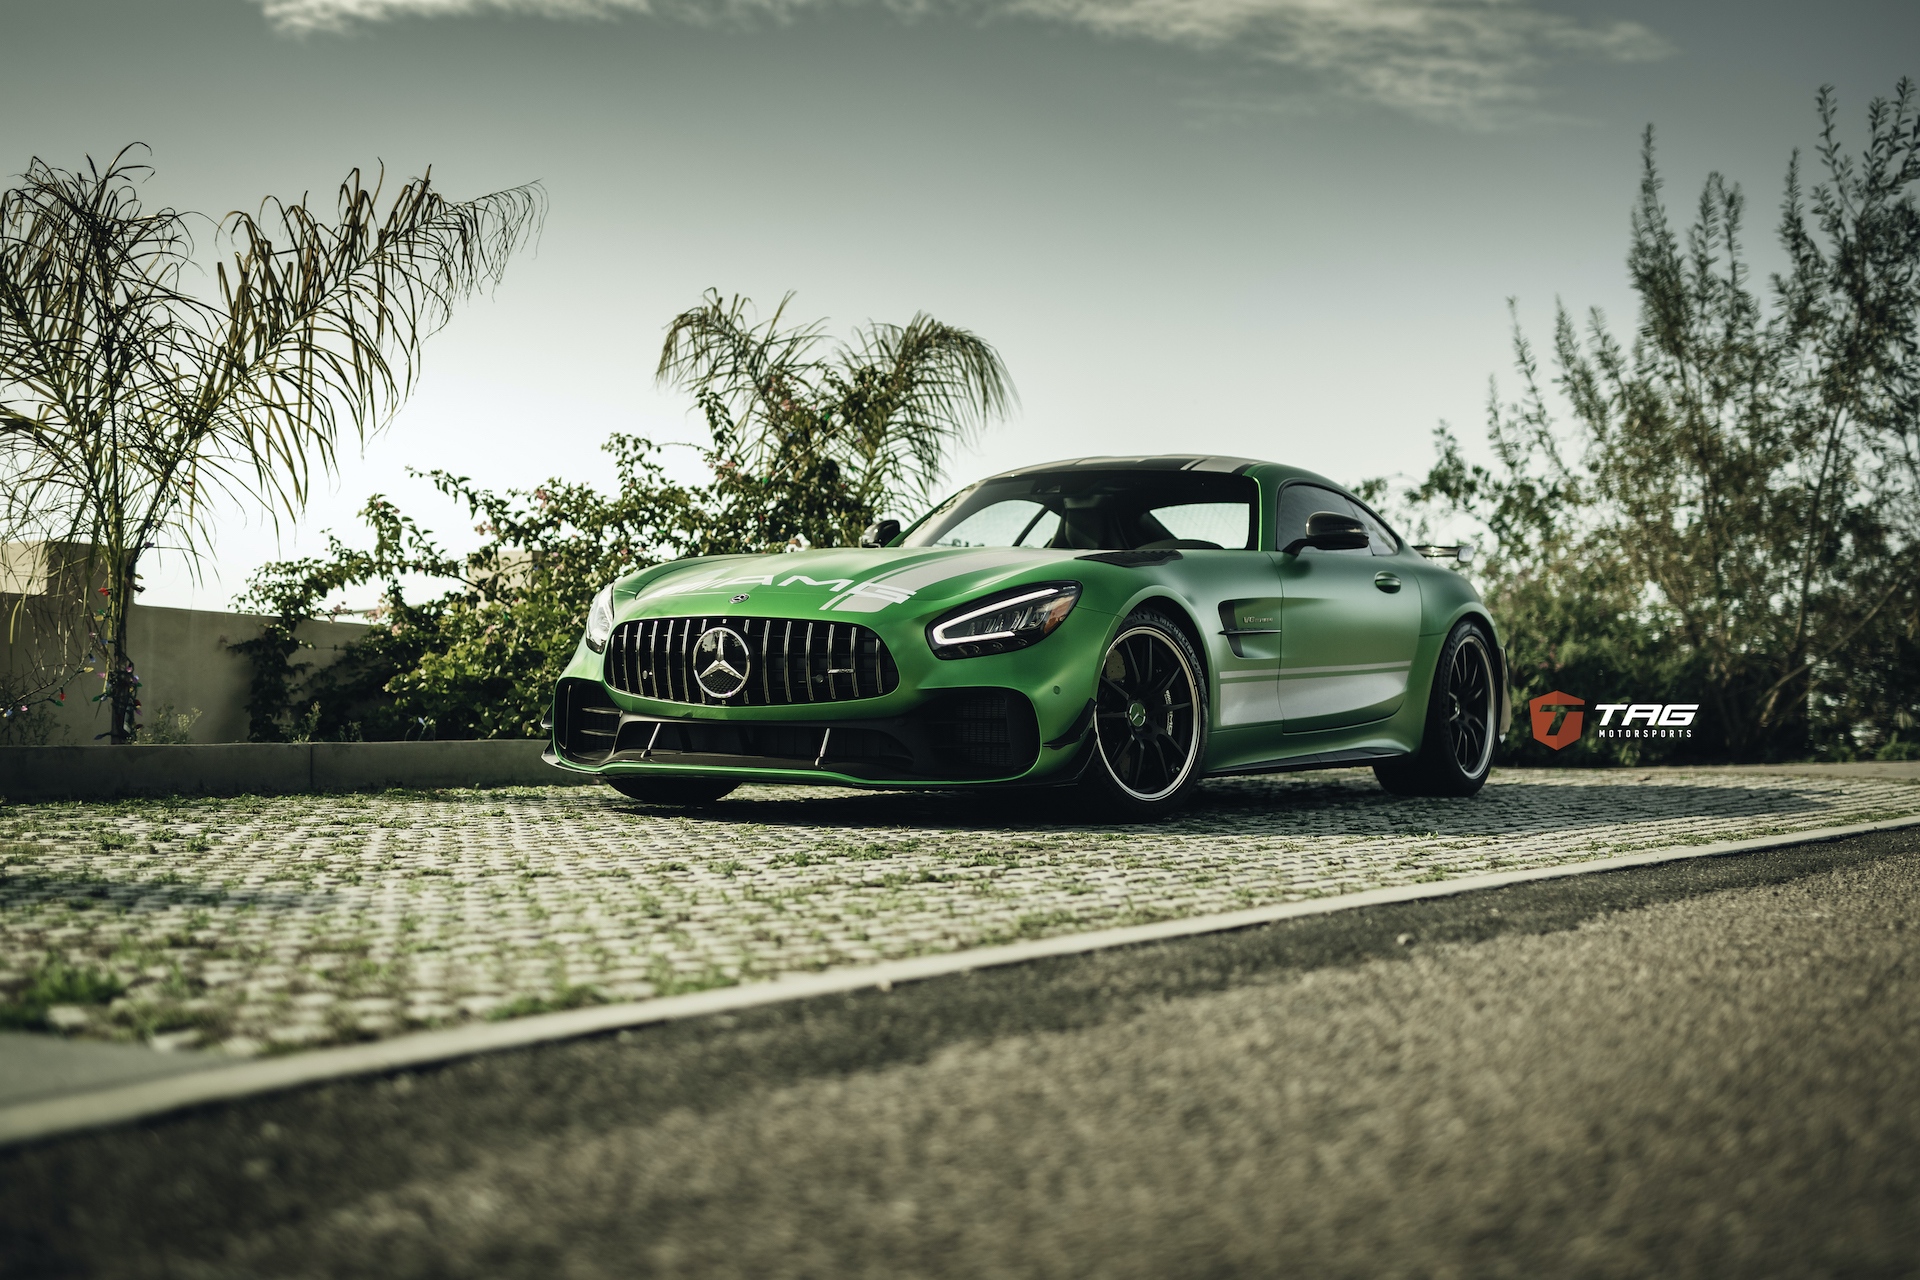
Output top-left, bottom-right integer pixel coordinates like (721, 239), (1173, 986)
(928, 582), (1081, 658)
(931, 587), (1067, 646)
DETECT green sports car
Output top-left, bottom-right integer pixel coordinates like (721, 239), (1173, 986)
(545, 455), (1509, 818)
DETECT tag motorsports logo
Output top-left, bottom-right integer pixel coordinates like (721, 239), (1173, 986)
(1528, 691), (1699, 751)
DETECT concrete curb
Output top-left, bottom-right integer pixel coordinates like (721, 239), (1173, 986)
(0, 740), (592, 802)
(2, 811), (1917, 1148)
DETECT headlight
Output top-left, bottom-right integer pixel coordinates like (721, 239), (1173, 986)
(928, 582), (1081, 659)
(585, 584), (615, 653)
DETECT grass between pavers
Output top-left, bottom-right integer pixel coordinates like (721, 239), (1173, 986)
(0, 770), (1915, 1057)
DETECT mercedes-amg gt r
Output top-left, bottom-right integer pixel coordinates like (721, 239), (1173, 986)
(546, 455), (1508, 818)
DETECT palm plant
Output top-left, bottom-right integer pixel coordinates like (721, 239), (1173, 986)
(656, 290), (1014, 551)
(0, 147), (542, 741)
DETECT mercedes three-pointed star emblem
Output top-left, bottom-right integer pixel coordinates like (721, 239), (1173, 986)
(692, 625), (752, 699)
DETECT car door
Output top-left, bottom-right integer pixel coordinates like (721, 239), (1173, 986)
(1271, 482), (1422, 734)
(1134, 494), (1289, 738)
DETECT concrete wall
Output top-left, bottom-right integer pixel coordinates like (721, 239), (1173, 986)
(0, 541), (100, 597)
(4, 595), (370, 745)
(0, 740), (591, 802)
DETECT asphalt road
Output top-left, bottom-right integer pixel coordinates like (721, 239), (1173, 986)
(4, 829), (1917, 1279)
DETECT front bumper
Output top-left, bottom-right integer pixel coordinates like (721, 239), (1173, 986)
(547, 677), (1057, 785)
(546, 597), (1113, 788)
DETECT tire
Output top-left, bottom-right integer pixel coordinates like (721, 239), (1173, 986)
(605, 776), (739, 806)
(1374, 620), (1497, 798)
(1084, 610), (1209, 820)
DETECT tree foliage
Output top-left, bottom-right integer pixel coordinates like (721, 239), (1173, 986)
(234, 438), (705, 741)
(1415, 82), (1920, 762)
(0, 146), (542, 740)
(235, 294), (1013, 741)
(659, 290), (1014, 553)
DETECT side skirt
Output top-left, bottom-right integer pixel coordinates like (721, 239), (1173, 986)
(1206, 746), (1408, 778)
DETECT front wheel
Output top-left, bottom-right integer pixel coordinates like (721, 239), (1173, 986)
(605, 776), (739, 807)
(1084, 611), (1208, 820)
(1374, 621), (1497, 798)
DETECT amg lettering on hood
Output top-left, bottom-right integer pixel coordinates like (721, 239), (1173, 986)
(641, 570), (917, 611)
(634, 548), (1056, 613)
(1528, 692), (1700, 749)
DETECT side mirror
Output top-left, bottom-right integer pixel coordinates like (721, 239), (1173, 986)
(860, 518), (902, 548)
(1281, 511), (1370, 556)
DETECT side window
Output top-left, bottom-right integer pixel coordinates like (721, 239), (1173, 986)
(1275, 484), (1368, 556)
(1345, 499), (1400, 556)
(1145, 501), (1255, 550)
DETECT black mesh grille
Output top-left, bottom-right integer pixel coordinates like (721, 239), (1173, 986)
(924, 688), (1039, 773)
(610, 719), (916, 770)
(603, 616), (901, 707)
(555, 682), (1036, 780)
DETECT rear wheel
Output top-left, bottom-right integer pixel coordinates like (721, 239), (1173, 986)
(1374, 620), (1497, 798)
(1085, 611), (1208, 820)
(605, 776), (739, 807)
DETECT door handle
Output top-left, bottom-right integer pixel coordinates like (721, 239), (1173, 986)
(1373, 572), (1401, 593)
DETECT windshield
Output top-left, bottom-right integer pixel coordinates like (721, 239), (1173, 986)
(903, 470), (1258, 551)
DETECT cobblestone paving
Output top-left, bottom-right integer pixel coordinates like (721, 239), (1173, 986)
(2, 770), (1916, 1058)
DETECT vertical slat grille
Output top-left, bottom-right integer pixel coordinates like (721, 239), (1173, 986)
(781, 621), (794, 704)
(624, 624), (639, 699)
(802, 623), (815, 704)
(603, 615), (899, 706)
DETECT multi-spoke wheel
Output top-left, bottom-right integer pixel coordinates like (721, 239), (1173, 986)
(1087, 611), (1207, 819)
(1442, 632), (1496, 778)
(1375, 620), (1498, 798)
(606, 776), (738, 807)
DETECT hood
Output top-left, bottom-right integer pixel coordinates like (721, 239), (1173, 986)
(617, 546), (1087, 620)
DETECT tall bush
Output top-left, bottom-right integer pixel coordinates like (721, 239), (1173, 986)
(1413, 82), (1920, 761)
(236, 294), (1013, 741)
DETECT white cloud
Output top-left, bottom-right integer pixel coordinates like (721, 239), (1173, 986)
(253, 0), (1672, 124)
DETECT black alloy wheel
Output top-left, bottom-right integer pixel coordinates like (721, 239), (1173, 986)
(1374, 620), (1497, 798)
(1088, 611), (1207, 819)
(1443, 631), (1496, 777)
(606, 776), (739, 806)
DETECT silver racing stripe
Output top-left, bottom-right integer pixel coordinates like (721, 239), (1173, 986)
(1218, 677), (1283, 726)
(822, 548), (1070, 613)
(631, 547), (1076, 615)
(1278, 671), (1410, 721)
(853, 547), (1066, 592)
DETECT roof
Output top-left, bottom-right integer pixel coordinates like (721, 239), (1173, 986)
(986, 455), (1269, 478)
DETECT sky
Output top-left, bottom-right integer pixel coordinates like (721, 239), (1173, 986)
(3, 0), (1915, 610)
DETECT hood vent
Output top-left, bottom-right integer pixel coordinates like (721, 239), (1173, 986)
(1076, 549), (1183, 567)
